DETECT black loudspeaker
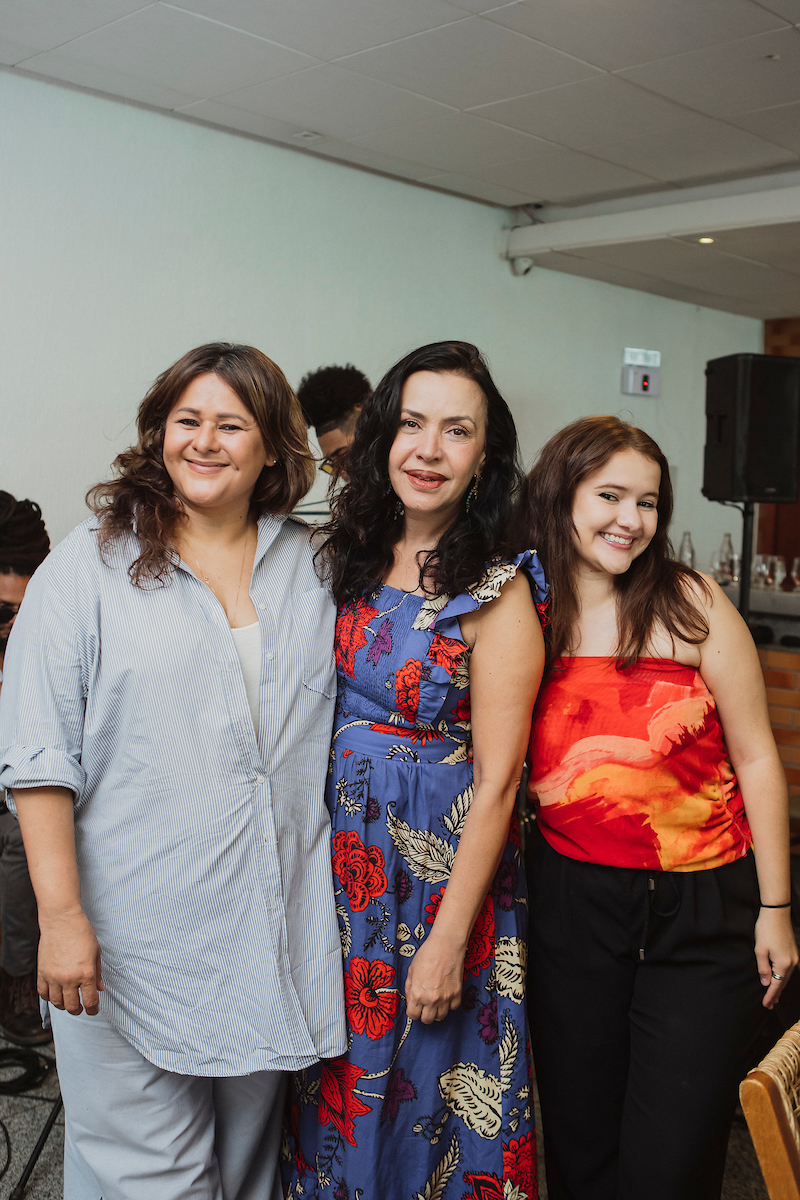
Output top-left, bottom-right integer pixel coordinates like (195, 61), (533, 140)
(703, 353), (800, 503)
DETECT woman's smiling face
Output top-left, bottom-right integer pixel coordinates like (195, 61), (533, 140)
(387, 371), (486, 522)
(162, 373), (269, 516)
(571, 449), (661, 579)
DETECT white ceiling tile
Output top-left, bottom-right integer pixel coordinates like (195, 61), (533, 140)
(303, 137), (439, 180)
(572, 237), (787, 299)
(219, 64), (453, 140)
(474, 144), (659, 202)
(169, 0), (467, 61)
(676, 221), (800, 276)
(619, 27), (800, 118)
(589, 115), (797, 182)
(20, 5), (319, 102)
(537, 249), (786, 316)
(418, 171), (532, 204)
(751, 0), (800, 21)
(336, 17), (600, 110)
(732, 100), (800, 152)
(533, 249), (751, 312)
(447, 0), (518, 11)
(0, 1), (151, 54)
(20, 49), (199, 108)
(472, 75), (698, 149)
(176, 98), (309, 141)
(0, 35), (40, 64)
(348, 112), (542, 173)
(485, 0), (787, 72)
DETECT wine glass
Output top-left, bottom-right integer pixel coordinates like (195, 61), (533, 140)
(730, 553), (741, 583)
(792, 558), (800, 591)
(765, 556), (777, 589)
(772, 555), (787, 590)
(752, 555), (768, 589)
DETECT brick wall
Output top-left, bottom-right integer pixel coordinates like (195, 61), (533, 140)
(759, 648), (800, 813)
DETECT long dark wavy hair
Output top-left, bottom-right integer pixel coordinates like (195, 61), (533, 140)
(320, 341), (523, 605)
(512, 415), (710, 668)
(88, 343), (315, 586)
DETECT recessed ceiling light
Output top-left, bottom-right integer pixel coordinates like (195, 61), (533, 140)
(293, 130), (323, 142)
(698, 237), (715, 244)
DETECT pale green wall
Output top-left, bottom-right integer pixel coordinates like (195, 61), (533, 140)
(0, 70), (760, 568)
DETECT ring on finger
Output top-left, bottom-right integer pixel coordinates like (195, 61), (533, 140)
(772, 971), (785, 981)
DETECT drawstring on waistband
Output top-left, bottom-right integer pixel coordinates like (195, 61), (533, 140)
(638, 872), (681, 961)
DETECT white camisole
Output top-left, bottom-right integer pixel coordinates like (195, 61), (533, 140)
(230, 621), (261, 736)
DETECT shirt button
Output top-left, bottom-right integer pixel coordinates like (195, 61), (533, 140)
(266, 652), (274, 661)
(259, 603), (266, 610)
(256, 775), (265, 784)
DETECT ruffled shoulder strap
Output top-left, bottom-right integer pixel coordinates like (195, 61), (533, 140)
(412, 550), (549, 638)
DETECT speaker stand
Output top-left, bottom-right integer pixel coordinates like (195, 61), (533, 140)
(739, 500), (755, 627)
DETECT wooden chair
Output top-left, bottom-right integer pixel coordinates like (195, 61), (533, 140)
(741, 1020), (800, 1200)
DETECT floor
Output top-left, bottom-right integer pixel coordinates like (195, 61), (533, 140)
(0, 1035), (62, 1200)
(0, 1051), (771, 1200)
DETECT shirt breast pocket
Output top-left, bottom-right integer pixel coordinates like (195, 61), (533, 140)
(292, 588), (336, 700)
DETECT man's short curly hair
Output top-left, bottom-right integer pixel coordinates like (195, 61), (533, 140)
(297, 364), (371, 435)
(0, 492), (50, 576)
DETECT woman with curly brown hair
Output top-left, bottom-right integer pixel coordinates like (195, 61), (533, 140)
(284, 341), (547, 1200)
(0, 343), (346, 1200)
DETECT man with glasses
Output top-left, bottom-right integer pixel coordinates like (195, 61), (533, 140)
(0, 491), (50, 1045)
(297, 363), (371, 480)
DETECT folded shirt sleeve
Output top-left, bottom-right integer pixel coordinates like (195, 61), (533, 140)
(0, 527), (97, 808)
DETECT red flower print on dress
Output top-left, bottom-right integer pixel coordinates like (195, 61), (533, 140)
(503, 1133), (536, 1198)
(425, 890), (495, 978)
(336, 598), (379, 679)
(394, 658), (422, 723)
(369, 723), (445, 745)
(286, 1089), (312, 1178)
(332, 831), (388, 912)
(461, 1174), (504, 1200)
(319, 1057), (372, 1147)
(463, 894), (495, 976)
(427, 633), (469, 675)
(344, 958), (398, 1040)
(451, 695), (471, 723)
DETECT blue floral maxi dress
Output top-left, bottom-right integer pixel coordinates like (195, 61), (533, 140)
(283, 553), (547, 1200)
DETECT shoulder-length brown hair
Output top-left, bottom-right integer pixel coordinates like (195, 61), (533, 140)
(88, 342), (315, 586)
(512, 415), (710, 668)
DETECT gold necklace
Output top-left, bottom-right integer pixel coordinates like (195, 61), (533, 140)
(185, 528), (251, 627)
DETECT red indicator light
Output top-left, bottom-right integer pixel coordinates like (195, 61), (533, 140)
(642, 375), (649, 390)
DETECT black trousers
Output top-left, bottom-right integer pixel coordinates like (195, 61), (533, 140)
(527, 827), (767, 1200)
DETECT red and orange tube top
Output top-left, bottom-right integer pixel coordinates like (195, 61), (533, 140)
(528, 657), (752, 872)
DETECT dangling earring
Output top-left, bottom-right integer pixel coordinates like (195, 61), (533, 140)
(465, 473), (480, 513)
(386, 481), (403, 519)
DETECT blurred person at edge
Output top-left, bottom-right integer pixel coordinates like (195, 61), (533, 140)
(297, 363), (371, 478)
(0, 344), (346, 1200)
(517, 415), (798, 1200)
(0, 492), (51, 1046)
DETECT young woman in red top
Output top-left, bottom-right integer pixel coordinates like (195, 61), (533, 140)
(517, 415), (798, 1200)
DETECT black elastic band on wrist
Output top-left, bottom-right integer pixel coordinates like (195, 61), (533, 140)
(761, 902), (792, 909)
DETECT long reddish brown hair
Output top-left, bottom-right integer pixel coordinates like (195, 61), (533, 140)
(513, 415), (710, 668)
(88, 343), (314, 586)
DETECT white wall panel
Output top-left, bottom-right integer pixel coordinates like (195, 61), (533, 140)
(0, 70), (760, 573)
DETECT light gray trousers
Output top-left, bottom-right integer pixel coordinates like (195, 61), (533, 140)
(50, 1004), (286, 1200)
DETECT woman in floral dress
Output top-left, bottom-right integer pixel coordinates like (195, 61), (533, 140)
(284, 342), (547, 1200)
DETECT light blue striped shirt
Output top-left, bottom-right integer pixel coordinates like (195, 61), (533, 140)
(0, 514), (347, 1076)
